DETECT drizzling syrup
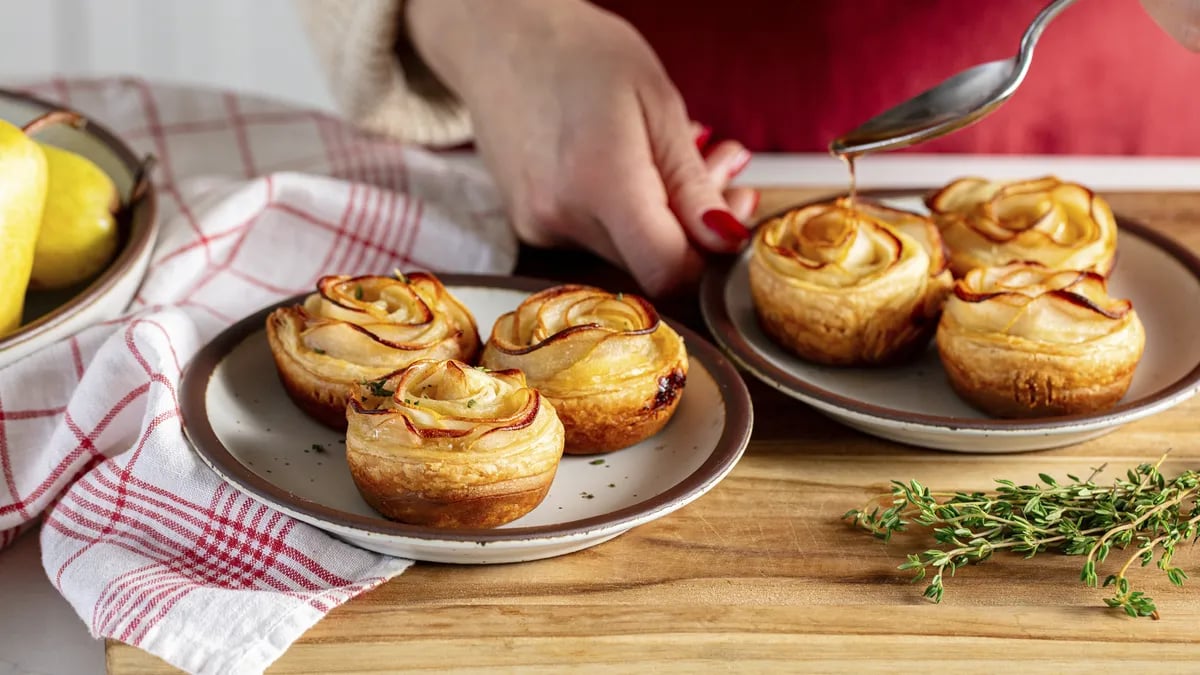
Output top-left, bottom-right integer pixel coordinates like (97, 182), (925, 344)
(840, 153), (859, 205)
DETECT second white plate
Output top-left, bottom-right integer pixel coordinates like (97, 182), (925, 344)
(701, 193), (1200, 453)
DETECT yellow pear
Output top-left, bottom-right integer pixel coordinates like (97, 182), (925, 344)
(29, 143), (120, 290)
(0, 117), (49, 337)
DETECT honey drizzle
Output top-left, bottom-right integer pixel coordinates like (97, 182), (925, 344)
(841, 153), (859, 205)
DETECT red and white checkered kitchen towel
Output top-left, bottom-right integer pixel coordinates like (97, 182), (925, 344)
(0, 78), (516, 674)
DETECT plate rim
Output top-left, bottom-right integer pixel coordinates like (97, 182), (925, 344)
(0, 87), (159, 355)
(700, 188), (1200, 435)
(181, 273), (754, 544)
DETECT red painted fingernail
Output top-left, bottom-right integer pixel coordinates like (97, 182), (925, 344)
(694, 125), (713, 150)
(728, 149), (753, 178)
(701, 209), (750, 243)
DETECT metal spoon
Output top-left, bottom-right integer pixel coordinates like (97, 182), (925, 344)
(829, 0), (1079, 157)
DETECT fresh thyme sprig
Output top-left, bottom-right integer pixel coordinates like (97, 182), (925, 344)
(844, 455), (1200, 619)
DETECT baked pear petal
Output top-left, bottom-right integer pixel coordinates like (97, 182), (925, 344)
(749, 198), (954, 366)
(480, 285), (688, 455)
(266, 271), (481, 430)
(926, 176), (1118, 277)
(936, 262), (1145, 418)
(346, 359), (565, 528)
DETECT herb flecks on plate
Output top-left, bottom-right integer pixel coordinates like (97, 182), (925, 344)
(844, 455), (1200, 619)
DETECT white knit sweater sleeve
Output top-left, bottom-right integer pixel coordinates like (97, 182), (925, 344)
(292, 0), (474, 147)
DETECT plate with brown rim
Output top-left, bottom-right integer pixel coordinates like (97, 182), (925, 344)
(700, 191), (1200, 453)
(181, 274), (753, 563)
(0, 88), (157, 369)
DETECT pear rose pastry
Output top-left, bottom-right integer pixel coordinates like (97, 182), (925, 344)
(926, 176), (1118, 277)
(937, 263), (1145, 418)
(480, 285), (688, 455)
(346, 359), (565, 528)
(749, 198), (953, 365)
(266, 272), (479, 429)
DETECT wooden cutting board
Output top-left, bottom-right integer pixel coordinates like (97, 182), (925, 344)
(106, 188), (1200, 673)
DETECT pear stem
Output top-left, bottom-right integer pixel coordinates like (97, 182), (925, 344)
(129, 154), (157, 205)
(22, 110), (86, 136)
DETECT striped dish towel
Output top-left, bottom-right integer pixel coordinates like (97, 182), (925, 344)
(0, 77), (515, 674)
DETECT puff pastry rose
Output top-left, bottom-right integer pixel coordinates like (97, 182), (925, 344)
(749, 198), (953, 366)
(480, 285), (688, 455)
(266, 272), (480, 429)
(937, 263), (1145, 418)
(926, 176), (1118, 277)
(346, 359), (564, 528)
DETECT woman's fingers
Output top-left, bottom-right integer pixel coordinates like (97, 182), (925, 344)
(649, 106), (750, 254)
(590, 167), (705, 296)
(573, 123), (704, 296)
(702, 136), (758, 223)
(703, 139), (752, 187)
(592, 179), (704, 296)
(723, 186), (760, 223)
(570, 212), (625, 268)
(591, 124), (754, 294)
(601, 198), (705, 297)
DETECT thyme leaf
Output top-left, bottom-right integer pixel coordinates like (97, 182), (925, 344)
(845, 454), (1198, 619)
(364, 379), (394, 398)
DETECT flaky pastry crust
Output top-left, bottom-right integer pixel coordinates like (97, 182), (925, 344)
(266, 272), (479, 429)
(749, 198), (954, 366)
(480, 285), (688, 455)
(936, 263), (1145, 418)
(345, 359), (565, 528)
(926, 176), (1118, 277)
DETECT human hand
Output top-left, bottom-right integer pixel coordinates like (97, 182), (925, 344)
(406, 0), (757, 296)
(1141, 0), (1200, 50)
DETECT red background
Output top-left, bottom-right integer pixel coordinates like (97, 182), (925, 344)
(595, 0), (1200, 155)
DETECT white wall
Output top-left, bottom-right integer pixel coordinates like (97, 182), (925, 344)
(0, 0), (337, 112)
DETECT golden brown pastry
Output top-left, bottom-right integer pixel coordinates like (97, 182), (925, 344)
(748, 197), (954, 366)
(926, 176), (1118, 277)
(936, 262), (1145, 418)
(266, 272), (479, 429)
(346, 359), (564, 528)
(479, 285), (688, 455)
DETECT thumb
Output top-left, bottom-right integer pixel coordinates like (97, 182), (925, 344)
(651, 117), (750, 253)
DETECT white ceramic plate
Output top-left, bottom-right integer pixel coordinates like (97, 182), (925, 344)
(0, 88), (158, 370)
(181, 275), (753, 564)
(701, 192), (1200, 453)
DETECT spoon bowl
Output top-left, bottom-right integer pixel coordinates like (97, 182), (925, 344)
(831, 0), (1078, 157)
(829, 59), (1019, 156)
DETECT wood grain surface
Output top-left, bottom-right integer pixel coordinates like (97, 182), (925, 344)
(107, 187), (1200, 673)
